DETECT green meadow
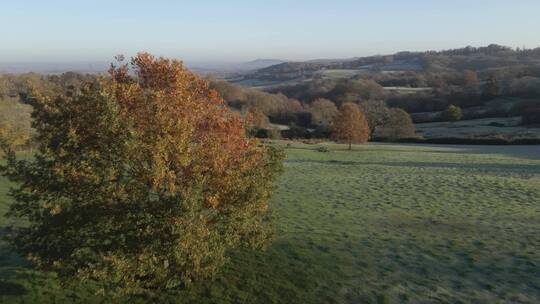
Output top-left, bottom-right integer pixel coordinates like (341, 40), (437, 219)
(1, 143), (539, 303)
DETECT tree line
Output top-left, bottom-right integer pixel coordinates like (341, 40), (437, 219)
(210, 79), (416, 141)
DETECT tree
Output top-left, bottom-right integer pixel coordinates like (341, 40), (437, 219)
(463, 70), (478, 85)
(359, 100), (390, 137)
(376, 108), (416, 140)
(245, 107), (270, 134)
(1, 53), (284, 294)
(0, 76), (15, 98)
(0, 98), (33, 150)
(331, 102), (369, 149)
(333, 79), (385, 105)
(441, 104), (463, 121)
(308, 98), (338, 126)
(483, 75), (501, 99)
(209, 79), (246, 104)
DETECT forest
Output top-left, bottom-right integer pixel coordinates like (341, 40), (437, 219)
(3, 46), (540, 150)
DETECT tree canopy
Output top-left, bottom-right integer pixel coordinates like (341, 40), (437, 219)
(331, 102), (369, 149)
(1, 53), (284, 295)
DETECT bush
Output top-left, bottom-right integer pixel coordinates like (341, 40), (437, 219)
(441, 104), (463, 121)
(317, 146), (330, 152)
(1, 54), (284, 295)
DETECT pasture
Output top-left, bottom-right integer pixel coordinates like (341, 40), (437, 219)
(415, 117), (540, 140)
(1, 143), (539, 303)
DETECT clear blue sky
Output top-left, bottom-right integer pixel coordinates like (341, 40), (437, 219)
(1, 0), (539, 63)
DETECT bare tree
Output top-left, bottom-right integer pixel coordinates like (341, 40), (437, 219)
(359, 100), (390, 136)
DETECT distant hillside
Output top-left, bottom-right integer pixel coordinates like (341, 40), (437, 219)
(0, 59), (286, 76)
(236, 44), (540, 86)
(237, 59), (286, 70)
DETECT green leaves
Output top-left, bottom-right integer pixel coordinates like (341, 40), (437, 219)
(1, 54), (284, 295)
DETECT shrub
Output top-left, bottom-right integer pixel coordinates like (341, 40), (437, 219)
(317, 146), (330, 153)
(441, 104), (463, 121)
(0, 54), (284, 295)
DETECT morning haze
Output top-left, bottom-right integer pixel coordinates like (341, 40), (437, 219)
(1, 0), (540, 63)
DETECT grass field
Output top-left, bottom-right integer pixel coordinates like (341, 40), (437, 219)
(1, 143), (539, 303)
(416, 117), (540, 140)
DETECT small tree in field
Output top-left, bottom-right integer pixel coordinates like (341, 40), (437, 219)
(441, 104), (463, 121)
(331, 102), (369, 149)
(0, 53), (284, 294)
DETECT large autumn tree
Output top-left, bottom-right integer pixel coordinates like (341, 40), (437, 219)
(331, 102), (369, 149)
(0, 53), (283, 294)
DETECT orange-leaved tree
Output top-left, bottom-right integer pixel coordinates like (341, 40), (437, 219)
(245, 107), (270, 133)
(0, 53), (284, 294)
(331, 102), (369, 149)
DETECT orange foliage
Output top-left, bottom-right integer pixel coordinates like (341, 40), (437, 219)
(108, 53), (266, 209)
(246, 107), (270, 130)
(332, 102), (369, 149)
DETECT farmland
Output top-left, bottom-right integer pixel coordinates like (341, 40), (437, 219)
(415, 117), (540, 140)
(1, 143), (540, 303)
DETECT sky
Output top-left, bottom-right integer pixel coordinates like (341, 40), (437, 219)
(1, 0), (540, 63)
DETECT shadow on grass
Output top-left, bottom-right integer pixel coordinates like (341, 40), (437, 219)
(167, 238), (331, 304)
(0, 281), (26, 296)
(283, 143), (540, 161)
(285, 159), (540, 173)
(0, 227), (30, 297)
(396, 143), (540, 161)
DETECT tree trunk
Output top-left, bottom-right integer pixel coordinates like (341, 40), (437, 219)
(348, 141), (352, 150)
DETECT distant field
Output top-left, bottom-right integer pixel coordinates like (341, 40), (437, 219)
(314, 69), (368, 79)
(383, 86), (432, 94)
(1, 143), (540, 303)
(231, 78), (305, 89)
(411, 97), (540, 124)
(416, 117), (540, 139)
